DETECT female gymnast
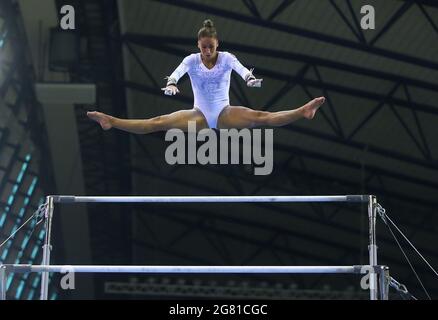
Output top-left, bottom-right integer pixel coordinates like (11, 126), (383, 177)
(87, 19), (325, 133)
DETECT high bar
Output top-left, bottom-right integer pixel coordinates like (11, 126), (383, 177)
(50, 195), (370, 204)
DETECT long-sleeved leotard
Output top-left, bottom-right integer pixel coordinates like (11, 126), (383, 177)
(168, 52), (252, 128)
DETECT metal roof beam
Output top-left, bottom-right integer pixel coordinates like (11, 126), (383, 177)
(124, 33), (438, 93)
(153, 0), (438, 70)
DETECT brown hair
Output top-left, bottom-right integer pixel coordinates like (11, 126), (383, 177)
(197, 19), (217, 39)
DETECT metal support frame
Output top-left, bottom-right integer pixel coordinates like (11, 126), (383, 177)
(368, 195), (378, 300)
(378, 265), (390, 300)
(40, 196), (54, 300)
(0, 265), (6, 300)
(17, 194), (387, 300)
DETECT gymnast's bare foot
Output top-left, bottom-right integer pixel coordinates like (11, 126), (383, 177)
(87, 111), (113, 130)
(302, 97), (326, 120)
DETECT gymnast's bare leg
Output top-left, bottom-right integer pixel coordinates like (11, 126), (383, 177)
(87, 109), (208, 133)
(217, 97), (326, 129)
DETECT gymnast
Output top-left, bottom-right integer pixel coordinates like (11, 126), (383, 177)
(87, 19), (325, 133)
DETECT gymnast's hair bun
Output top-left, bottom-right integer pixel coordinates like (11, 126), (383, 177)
(198, 19), (217, 39)
(203, 19), (214, 28)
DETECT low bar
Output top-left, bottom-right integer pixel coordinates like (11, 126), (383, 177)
(5, 265), (363, 274)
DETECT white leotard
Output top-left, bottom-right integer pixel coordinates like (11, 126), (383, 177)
(168, 52), (252, 128)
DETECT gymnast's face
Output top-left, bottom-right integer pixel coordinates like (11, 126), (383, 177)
(198, 37), (219, 60)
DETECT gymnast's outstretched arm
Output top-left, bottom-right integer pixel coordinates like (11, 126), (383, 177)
(229, 53), (263, 87)
(161, 57), (190, 95)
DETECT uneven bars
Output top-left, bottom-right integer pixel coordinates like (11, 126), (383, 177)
(37, 194), (378, 300)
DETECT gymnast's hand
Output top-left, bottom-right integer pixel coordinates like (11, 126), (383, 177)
(161, 85), (180, 96)
(247, 78), (263, 88)
(246, 70), (263, 87)
(87, 111), (113, 130)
